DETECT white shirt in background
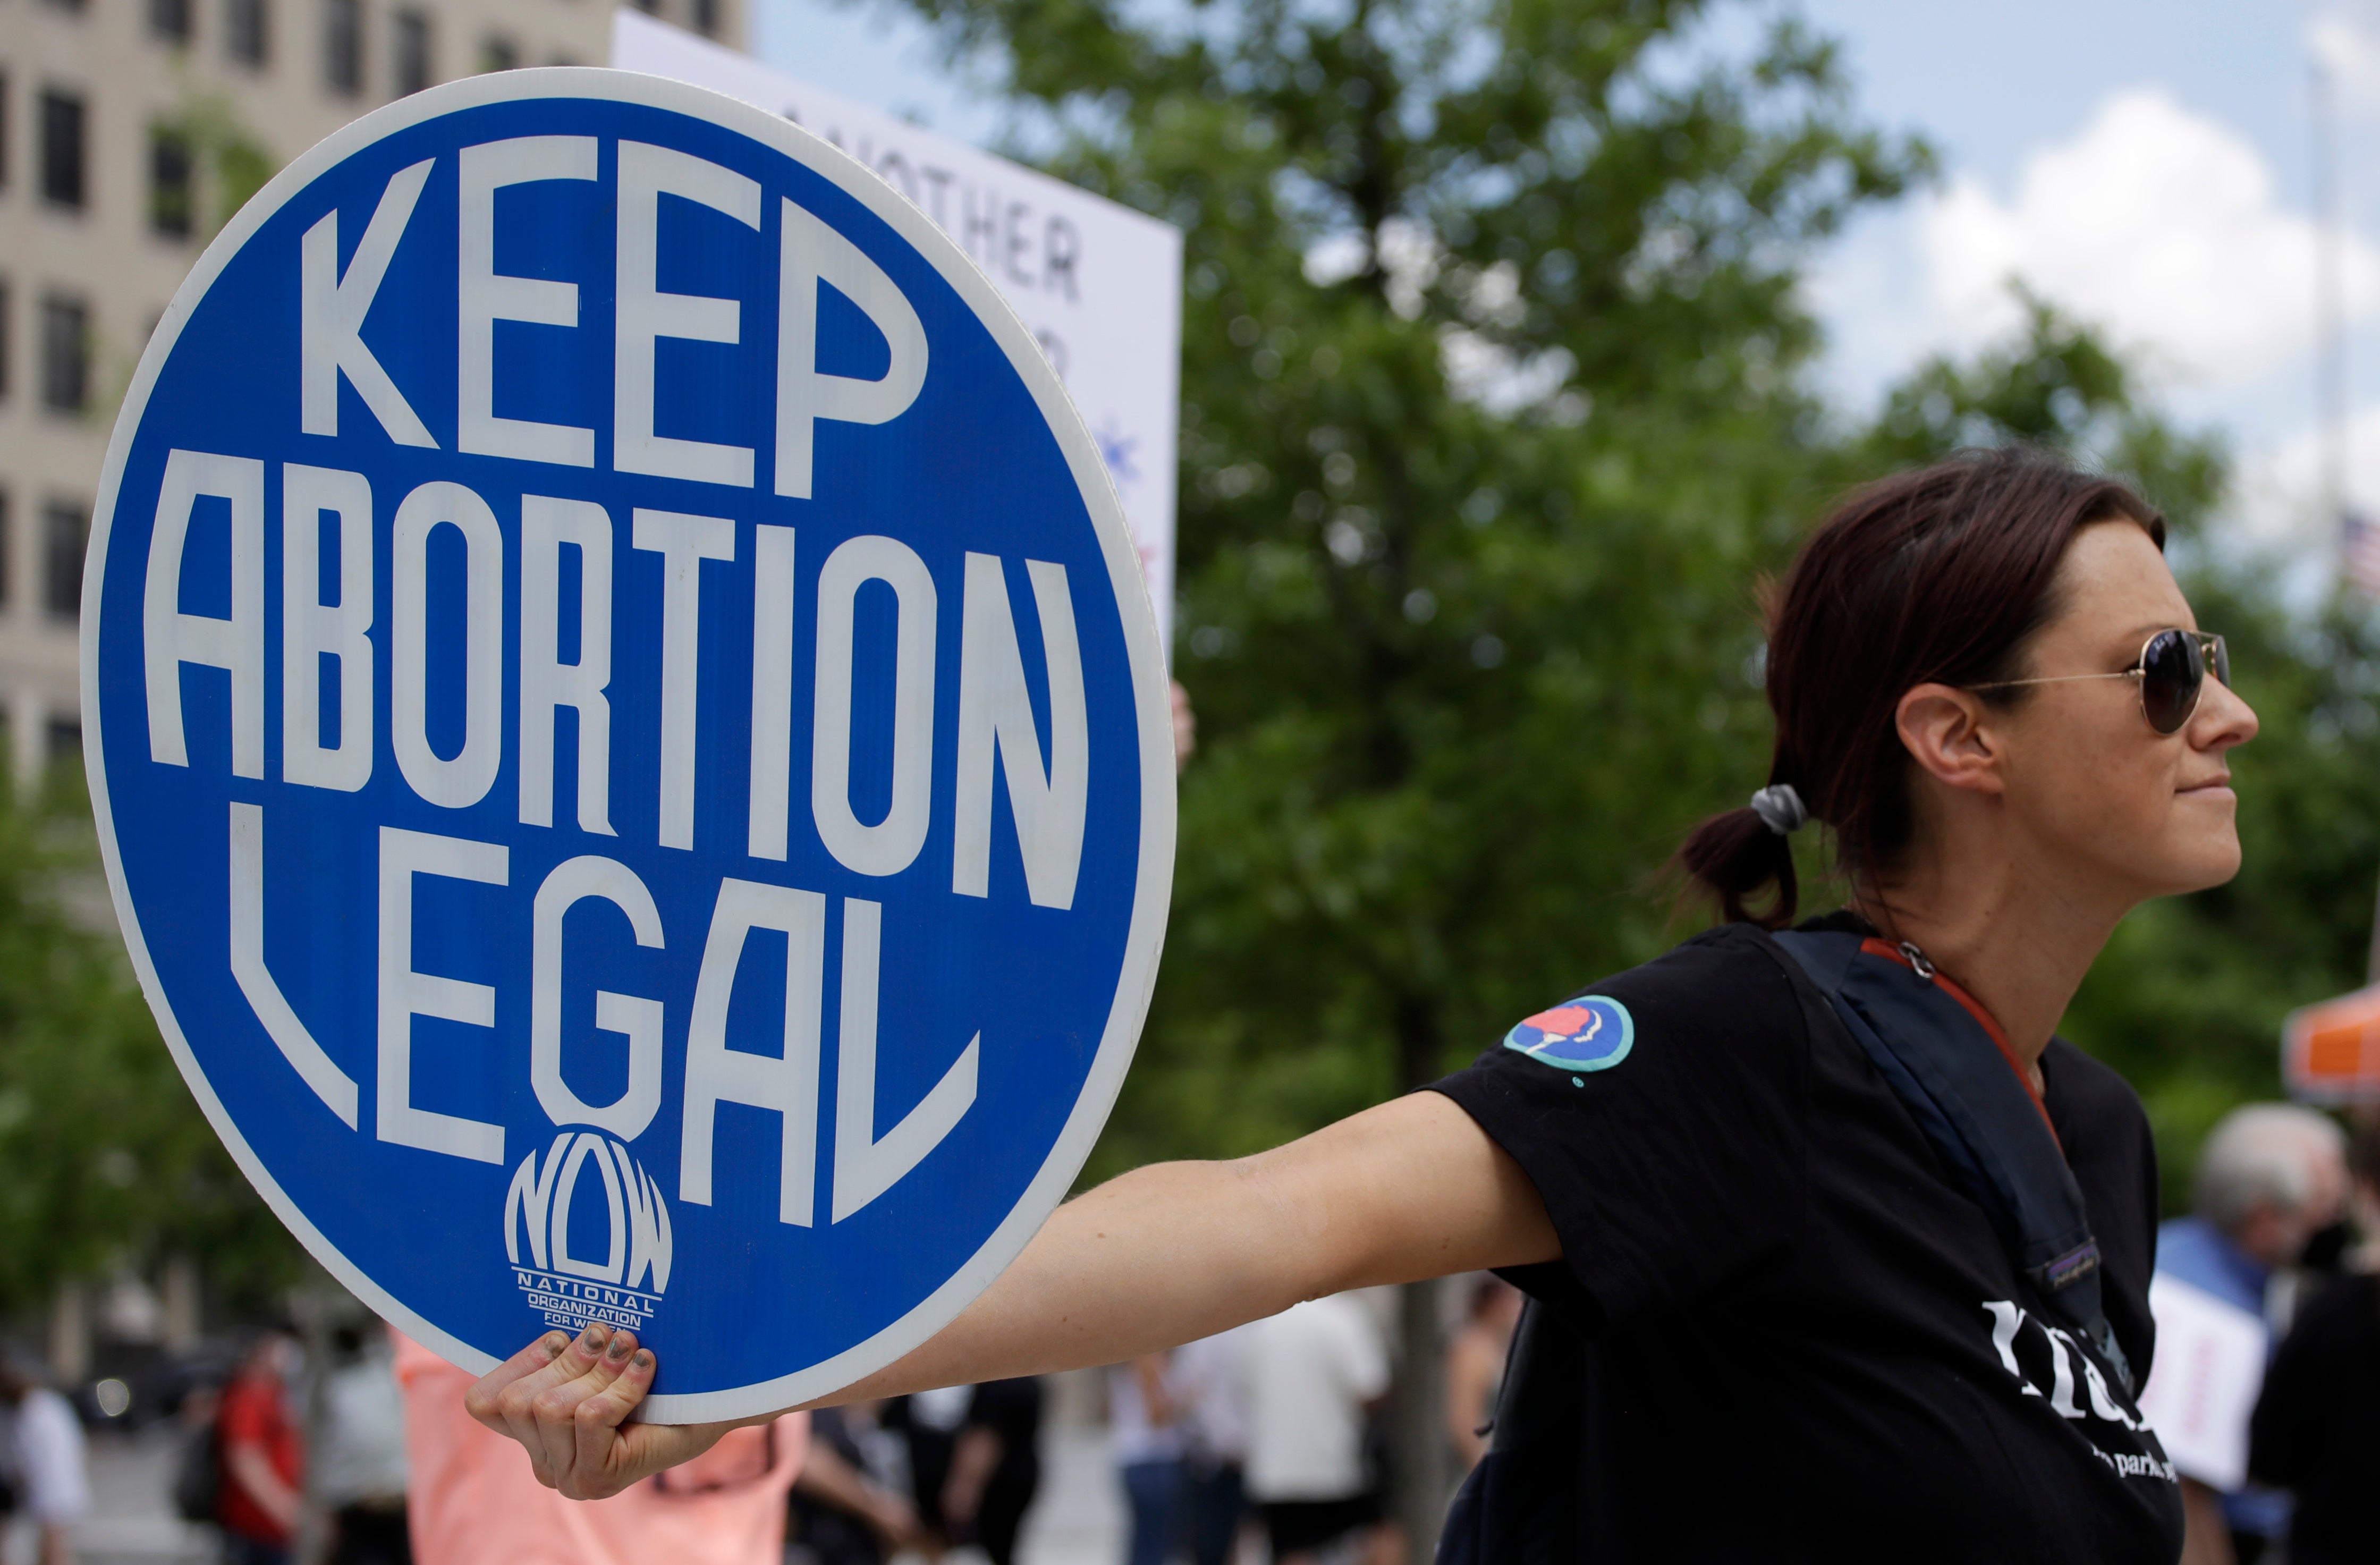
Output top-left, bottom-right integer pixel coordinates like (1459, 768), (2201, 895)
(316, 1351), (411, 1507)
(1239, 1294), (1388, 1503)
(1107, 1359), (1185, 1467)
(11, 1388), (89, 1525)
(1173, 1325), (1253, 1469)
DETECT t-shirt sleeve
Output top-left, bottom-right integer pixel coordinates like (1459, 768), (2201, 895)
(1430, 925), (1809, 1328)
(218, 1381), (274, 1446)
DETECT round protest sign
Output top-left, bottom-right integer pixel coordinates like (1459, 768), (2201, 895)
(83, 69), (1173, 1420)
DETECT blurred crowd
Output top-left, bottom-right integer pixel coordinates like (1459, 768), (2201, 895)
(2138, 1105), (2380, 1565)
(0, 1100), (2371, 1565)
(0, 1271), (1516, 1565)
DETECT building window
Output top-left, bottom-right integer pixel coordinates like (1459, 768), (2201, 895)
(631, 0), (657, 13)
(226, 0), (270, 66)
(39, 90), (87, 209)
(0, 492), (11, 609)
(479, 34), (518, 73)
(150, 0), (194, 43)
(0, 278), (12, 401)
(392, 10), (432, 96)
(1, 72), (12, 190)
(40, 297), (87, 414)
(692, 0), (721, 36)
(44, 501), (87, 620)
(324, 0), (363, 95)
(150, 128), (195, 237)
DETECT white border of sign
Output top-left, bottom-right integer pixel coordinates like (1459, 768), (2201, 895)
(81, 67), (1176, 1423)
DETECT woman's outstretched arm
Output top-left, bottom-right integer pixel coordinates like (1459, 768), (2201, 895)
(467, 1088), (1558, 1498)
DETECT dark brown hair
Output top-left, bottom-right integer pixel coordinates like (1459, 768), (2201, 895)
(1681, 446), (2165, 927)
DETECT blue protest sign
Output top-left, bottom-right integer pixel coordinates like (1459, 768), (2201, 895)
(83, 70), (1173, 1420)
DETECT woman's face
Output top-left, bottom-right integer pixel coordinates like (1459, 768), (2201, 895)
(1991, 520), (2258, 902)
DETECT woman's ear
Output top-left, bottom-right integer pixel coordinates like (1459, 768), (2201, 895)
(1896, 682), (2006, 796)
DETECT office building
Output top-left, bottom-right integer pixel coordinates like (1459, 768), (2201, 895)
(0, 0), (744, 788)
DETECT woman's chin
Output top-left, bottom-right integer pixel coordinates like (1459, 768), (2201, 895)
(2155, 837), (2243, 896)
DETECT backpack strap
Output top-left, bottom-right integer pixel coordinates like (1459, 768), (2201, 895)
(1772, 929), (2132, 1393)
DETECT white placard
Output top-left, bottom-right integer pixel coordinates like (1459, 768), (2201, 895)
(612, 9), (1183, 655)
(2134, 1273), (2269, 1492)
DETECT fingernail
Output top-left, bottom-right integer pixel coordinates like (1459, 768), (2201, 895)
(606, 1333), (633, 1362)
(632, 1350), (653, 1370)
(581, 1325), (607, 1351)
(543, 1333), (570, 1358)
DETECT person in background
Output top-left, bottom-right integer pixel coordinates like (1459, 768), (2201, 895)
(938, 1380), (1043, 1565)
(2149, 1104), (2348, 1565)
(0, 1360), (87, 1565)
(2249, 1123), (2380, 1565)
(217, 1330), (305, 1565)
(786, 1405), (918, 1565)
(315, 1325), (411, 1565)
(1109, 1352), (1186, 1565)
(1239, 1293), (1388, 1565)
(884, 1386), (970, 1555)
(395, 1330), (804, 1565)
(1443, 1276), (1522, 1471)
(1173, 1327), (1253, 1565)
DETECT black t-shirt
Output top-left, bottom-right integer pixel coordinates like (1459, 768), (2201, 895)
(2249, 1272), (2380, 1565)
(1432, 919), (2184, 1563)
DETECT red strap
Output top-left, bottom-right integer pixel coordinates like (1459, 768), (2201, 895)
(1859, 937), (2059, 1147)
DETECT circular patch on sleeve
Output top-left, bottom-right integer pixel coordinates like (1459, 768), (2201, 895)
(1502, 996), (1634, 1073)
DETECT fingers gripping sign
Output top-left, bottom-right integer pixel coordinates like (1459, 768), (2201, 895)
(468, 1324), (722, 1499)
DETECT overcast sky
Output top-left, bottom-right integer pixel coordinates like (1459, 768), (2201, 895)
(753, 0), (2380, 554)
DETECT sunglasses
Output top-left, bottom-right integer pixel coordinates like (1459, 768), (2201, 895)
(1969, 629), (2230, 736)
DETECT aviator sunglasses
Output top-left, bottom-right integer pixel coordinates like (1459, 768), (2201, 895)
(1969, 628), (2230, 736)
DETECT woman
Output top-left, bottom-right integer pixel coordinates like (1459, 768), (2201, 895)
(468, 447), (2252, 1562)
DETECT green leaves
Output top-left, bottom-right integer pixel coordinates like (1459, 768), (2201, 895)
(863, 0), (1924, 1179)
(0, 769), (298, 1312)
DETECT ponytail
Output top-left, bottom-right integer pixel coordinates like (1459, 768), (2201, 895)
(1679, 788), (1802, 929)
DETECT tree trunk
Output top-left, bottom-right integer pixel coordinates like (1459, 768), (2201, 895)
(1392, 1276), (1450, 1562)
(1388, 991), (1450, 1560)
(47, 1281), (87, 1385)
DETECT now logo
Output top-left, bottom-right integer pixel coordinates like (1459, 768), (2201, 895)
(506, 1130), (674, 1291)
(505, 1130), (673, 1338)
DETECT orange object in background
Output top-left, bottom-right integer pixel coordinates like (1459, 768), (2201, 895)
(2283, 986), (2380, 1103)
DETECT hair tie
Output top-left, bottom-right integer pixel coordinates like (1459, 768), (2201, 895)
(1748, 784), (1807, 837)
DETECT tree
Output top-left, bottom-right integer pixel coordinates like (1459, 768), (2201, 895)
(0, 765), (300, 1335)
(883, 0), (1926, 1538)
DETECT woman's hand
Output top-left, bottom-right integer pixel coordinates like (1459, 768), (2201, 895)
(464, 1324), (744, 1499)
